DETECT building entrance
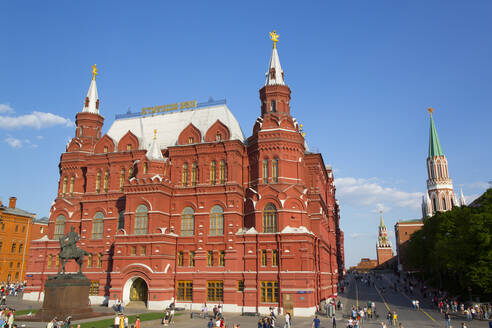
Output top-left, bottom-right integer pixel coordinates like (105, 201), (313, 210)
(130, 277), (148, 303)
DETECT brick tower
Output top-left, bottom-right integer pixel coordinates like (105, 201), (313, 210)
(376, 211), (393, 266)
(421, 107), (464, 218)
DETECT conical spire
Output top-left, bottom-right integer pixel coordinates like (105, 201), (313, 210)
(379, 210), (385, 228)
(459, 188), (467, 206)
(265, 30), (285, 86)
(428, 107), (444, 157)
(146, 129), (164, 161)
(82, 64), (100, 114)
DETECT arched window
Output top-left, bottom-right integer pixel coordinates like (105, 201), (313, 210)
(96, 170), (101, 193)
(263, 203), (277, 233)
(97, 253), (103, 268)
(92, 212), (104, 239)
(272, 158), (278, 183)
(104, 170), (109, 193)
(430, 162), (435, 179)
(219, 160), (226, 184)
(210, 205), (224, 236)
(118, 211), (125, 230)
(210, 161), (216, 185)
(54, 215), (66, 239)
(87, 253), (93, 268)
(271, 100), (276, 112)
(191, 163), (198, 186)
(143, 162), (148, 174)
(181, 207), (194, 236)
(432, 197), (437, 213)
(216, 132), (222, 141)
(182, 163), (188, 186)
(134, 205), (148, 235)
(263, 159), (269, 183)
(47, 254), (52, 267)
(438, 163), (443, 179)
(69, 176), (75, 195)
(62, 177), (67, 195)
(120, 168), (125, 191)
(128, 166), (134, 179)
(442, 197), (447, 211)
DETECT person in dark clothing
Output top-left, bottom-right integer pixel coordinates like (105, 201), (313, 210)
(313, 316), (321, 328)
(208, 319), (214, 328)
(332, 315), (336, 328)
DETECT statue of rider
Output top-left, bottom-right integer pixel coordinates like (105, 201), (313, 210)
(59, 226), (79, 256)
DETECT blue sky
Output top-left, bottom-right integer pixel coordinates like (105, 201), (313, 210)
(1, 1), (490, 267)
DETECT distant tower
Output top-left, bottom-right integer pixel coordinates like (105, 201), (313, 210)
(421, 107), (463, 218)
(376, 211), (393, 266)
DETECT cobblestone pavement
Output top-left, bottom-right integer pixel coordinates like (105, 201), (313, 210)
(10, 274), (492, 328)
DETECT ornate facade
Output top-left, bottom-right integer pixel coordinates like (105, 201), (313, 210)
(24, 35), (344, 316)
(421, 108), (466, 217)
(376, 211), (393, 266)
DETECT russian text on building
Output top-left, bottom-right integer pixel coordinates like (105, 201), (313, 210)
(24, 33), (344, 316)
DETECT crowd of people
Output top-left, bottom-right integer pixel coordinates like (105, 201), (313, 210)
(0, 307), (16, 328)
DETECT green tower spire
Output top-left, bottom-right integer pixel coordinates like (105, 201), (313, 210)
(428, 107), (444, 158)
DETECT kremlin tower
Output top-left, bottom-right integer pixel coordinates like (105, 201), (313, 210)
(421, 107), (465, 218)
(376, 211), (393, 266)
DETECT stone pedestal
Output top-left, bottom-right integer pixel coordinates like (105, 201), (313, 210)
(34, 275), (94, 321)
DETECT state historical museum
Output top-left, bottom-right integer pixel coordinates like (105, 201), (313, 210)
(24, 34), (344, 316)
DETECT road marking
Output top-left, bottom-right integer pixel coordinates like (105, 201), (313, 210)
(355, 280), (359, 308)
(381, 275), (437, 323)
(374, 285), (391, 312)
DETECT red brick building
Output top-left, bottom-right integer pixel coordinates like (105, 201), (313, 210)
(376, 211), (393, 266)
(24, 36), (344, 316)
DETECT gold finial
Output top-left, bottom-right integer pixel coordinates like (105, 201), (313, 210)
(269, 30), (279, 49)
(427, 106), (434, 115)
(91, 64), (98, 80)
(153, 129), (157, 140)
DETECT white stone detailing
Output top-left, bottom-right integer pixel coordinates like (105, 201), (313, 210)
(265, 47), (285, 86)
(82, 79), (99, 114)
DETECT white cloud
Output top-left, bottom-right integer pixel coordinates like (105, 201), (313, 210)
(335, 177), (423, 211)
(0, 111), (73, 129)
(5, 136), (22, 148)
(36, 135), (44, 140)
(349, 232), (374, 239)
(0, 104), (14, 114)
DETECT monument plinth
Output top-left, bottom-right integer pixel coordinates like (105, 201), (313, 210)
(34, 275), (94, 321)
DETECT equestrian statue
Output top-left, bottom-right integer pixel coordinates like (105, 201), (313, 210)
(57, 226), (89, 276)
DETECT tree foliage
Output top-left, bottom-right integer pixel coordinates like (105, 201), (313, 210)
(404, 189), (492, 299)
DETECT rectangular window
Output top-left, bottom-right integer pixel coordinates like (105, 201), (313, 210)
(120, 169), (125, 192)
(210, 161), (216, 185)
(272, 250), (278, 267)
(260, 281), (279, 303)
(261, 250), (267, 266)
(177, 281), (193, 301)
(92, 219), (104, 239)
(207, 281), (223, 302)
(89, 280), (100, 296)
(141, 246), (146, 256)
(11, 243), (16, 253)
(219, 161), (226, 184)
(131, 246), (137, 256)
(178, 251), (184, 266)
(15, 225), (19, 232)
(219, 251), (225, 267)
(263, 159), (269, 183)
(207, 251), (213, 266)
(18, 243), (23, 254)
(237, 280), (245, 292)
(97, 253), (103, 268)
(189, 251), (195, 267)
(272, 158), (278, 183)
(0, 242), (2, 251)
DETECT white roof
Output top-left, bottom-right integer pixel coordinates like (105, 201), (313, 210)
(82, 79), (99, 114)
(106, 103), (245, 151)
(265, 47), (285, 86)
(146, 135), (165, 161)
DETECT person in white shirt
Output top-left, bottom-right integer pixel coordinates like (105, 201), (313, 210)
(114, 314), (120, 328)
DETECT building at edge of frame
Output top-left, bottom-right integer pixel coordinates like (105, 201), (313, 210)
(24, 33), (345, 316)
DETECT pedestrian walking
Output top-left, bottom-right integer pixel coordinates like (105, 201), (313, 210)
(135, 316), (140, 328)
(312, 315), (320, 328)
(208, 319), (214, 328)
(284, 312), (291, 328)
(444, 312), (451, 328)
(331, 315), (336, 328)
(392, 312), (397, 327)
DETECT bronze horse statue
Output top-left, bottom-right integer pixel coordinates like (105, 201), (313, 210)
(58, 227), (89, 275)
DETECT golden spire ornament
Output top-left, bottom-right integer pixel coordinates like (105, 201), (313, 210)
(269, 30), (279, 48)
(427, 106), (434, 115)
(91, 64), (98, 80)
(154, 129), (157, 140)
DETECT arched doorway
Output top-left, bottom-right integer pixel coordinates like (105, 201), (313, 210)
(130, 277), (148, 303)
